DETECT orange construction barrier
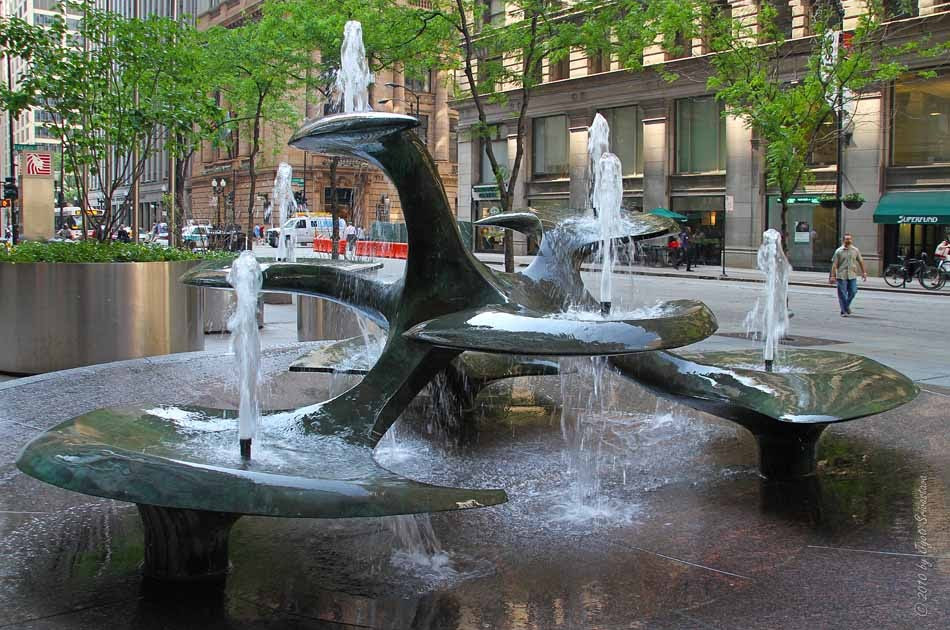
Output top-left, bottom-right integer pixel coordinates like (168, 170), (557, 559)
(312, 238), (408, 259)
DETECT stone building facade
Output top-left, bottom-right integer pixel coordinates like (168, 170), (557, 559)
(191, 0), (457, 237)
(454, 2), (950, 274)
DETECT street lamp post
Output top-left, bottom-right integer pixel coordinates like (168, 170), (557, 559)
(211, 178), (226, 227)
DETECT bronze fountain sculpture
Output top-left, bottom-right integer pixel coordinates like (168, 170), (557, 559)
(15, 111), (916, 585)
(15, 112), (718, 583)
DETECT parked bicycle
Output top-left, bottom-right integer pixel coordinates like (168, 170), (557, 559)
(922, 258), (949, 290)
(883, 253), (941, 289)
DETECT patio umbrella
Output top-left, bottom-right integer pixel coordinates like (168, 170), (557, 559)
(649, 208), (688, 221)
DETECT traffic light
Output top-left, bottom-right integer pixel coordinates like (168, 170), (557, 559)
(293, 191), (306, 206)
(0, 198), (10, 209)
(2, 177), (17, 200)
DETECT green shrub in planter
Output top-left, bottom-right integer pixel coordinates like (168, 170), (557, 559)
(0, 241), (235, 264)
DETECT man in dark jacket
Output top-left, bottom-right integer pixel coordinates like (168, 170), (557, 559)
(675, 226), (693, 271)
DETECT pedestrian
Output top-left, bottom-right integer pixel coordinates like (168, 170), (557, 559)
(253, 224), (261, 246)
(829, 232), (868, 317)
(117, 224), (131, 242)
(344, 222), (358, 258)
(934, 233), (950, 277)
(674, 226), (693, 271)
(667, 235), (680, 266)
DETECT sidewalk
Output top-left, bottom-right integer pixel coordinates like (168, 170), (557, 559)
(473, 253), (947, 296)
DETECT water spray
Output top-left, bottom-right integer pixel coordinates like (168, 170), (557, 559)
(227, 251), (263, 461)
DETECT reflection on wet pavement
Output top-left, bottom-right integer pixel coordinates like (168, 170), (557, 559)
(0, 345), (947, 629)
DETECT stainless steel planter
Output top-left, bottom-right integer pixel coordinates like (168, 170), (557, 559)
(0, 261), (203, 374)
(297, 295), (380, 342)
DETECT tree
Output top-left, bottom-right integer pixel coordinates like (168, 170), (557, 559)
(649, 0), (950, 249)
(425, 0), (665, 271)
(0, 2), (223, 241)
(205, 8), (309, 247)
(217, 0), (451, 255)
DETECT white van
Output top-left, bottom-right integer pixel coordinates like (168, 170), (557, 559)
(267, 216), (347, 247)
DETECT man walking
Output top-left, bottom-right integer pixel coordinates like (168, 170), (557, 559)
(674, 226), (693, 271)
(829, 232), (867, 317)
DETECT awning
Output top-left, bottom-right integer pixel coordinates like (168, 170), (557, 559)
(873, 192), (950, 225)
(649, 208), (688, 221)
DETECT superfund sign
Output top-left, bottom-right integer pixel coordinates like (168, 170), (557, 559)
(899, 216), (940, 224)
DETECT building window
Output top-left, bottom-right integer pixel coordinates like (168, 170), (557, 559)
(676, 96), (726, 173)
(808, 114), (837, 166)
(548, 56), (570, 82)
(670, 196), (725, 266)
(405, 70), (431, 94)
(449, 118), (458, 165)
(588, 50), (609, 75)
(482, 0), (506, 27)
(892, 75), (950, 166)
(598, 105), (643, 175)
(532, 115), (569, 177)
(480, 125), (508, 184)
(415, 114), (429, 145)
(477, 56), (502, 93)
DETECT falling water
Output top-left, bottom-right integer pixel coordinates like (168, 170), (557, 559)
(592, 153), (624, 314)
(272, 162), (297, 262)
(336, 21), (373, 113)
(227, 251), (263, 459)
(743, 228), (791, 371)
(587, 113), (610, 210)
(550, 116), (636, 524)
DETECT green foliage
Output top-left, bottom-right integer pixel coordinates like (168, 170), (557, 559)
(843, 192), (865, 203)
(0, 241), (234, 264)
(0, 1), (225, 238)
(630, 0), (950, 244)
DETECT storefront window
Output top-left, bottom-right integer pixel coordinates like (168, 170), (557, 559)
(897, 223), (949, 260)
(766, 196), (838, 272)
(480, 136), (508, 184)
(532, 115), (569, 177)
(892, 75), (950, 165)
(670, 196), (724, 266)
(598, 105), (643, 175)
(676, 96), (726, 173)
(475, 202), (505, 253)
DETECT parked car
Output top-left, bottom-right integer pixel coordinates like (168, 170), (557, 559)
(267, 215), (347, 248)
(182, 225), (211, 249)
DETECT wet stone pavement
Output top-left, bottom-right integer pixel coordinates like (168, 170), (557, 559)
(0, 345), (947, 629)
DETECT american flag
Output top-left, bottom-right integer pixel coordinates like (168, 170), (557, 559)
(25, 153), (52, 176)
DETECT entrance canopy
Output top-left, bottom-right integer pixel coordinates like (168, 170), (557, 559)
(649, 208), (688, 221)
(873, 191), (950, 224)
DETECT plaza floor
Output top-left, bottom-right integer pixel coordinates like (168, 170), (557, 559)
(0, 251), (947, 629)
(0, 345), (947, 629)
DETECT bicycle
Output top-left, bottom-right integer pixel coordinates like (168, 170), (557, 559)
(922, 258), (949, 290)
(883, 253), (941, 289)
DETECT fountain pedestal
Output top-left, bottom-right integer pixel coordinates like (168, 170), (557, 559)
(751, 424), (828, 479)
(138, 505), (241, 582)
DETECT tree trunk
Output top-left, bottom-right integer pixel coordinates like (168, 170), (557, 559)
(501, 190), (514, 272)
(329, 157), (340, 260)
(175, 147), (191, 222)
(779, 198), (790, 253)
(246, 98), (265, 250)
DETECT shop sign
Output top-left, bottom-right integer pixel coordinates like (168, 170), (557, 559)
(898, 216), (940, 224)
(785, 196), (821, 204)
(473, 184), (500, 201)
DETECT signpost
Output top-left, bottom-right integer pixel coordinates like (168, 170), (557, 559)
(14, 144), (38, 152)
